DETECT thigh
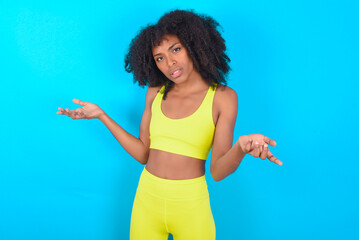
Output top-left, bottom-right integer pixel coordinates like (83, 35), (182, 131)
(130, 190), (169, 240)
(167, 197), (216, 240)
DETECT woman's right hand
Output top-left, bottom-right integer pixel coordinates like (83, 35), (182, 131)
(57, 99), (105, 120)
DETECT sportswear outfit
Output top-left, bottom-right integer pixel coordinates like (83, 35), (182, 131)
(130, 83), (218, 240)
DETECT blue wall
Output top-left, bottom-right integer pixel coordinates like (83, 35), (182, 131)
(1, 0), (358, 239)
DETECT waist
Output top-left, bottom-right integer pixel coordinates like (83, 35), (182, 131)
(146, 149), (206, 180)
(137, 166), (209, 200)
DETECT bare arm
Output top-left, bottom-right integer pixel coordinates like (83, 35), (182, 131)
(210, 86), (243, 181)
(210, 87), (282, 182)
(98, 112), (149, 164)
(57, 86), (160, 164)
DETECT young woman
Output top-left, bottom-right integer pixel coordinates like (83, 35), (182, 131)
(57, 9), (282, 240)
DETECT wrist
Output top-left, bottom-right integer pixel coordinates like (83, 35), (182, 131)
(98, 111), (107, 121)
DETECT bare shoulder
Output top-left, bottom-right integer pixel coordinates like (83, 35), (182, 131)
(145, 85), (163, 106)
(215, 84), (238, 105)
(147, 85), (162, 95)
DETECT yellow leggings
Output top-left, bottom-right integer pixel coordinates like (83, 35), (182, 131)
(130, 166), (216, 240)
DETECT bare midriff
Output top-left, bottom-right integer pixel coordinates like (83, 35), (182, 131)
(145, 149), (206, 180)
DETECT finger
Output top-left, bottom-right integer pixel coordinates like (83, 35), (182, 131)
(66, 109), (77, 119)
(259, 144), (268, 160)
(59, 108), (70, 117)
(72, 109), (86, 119)
(267, 150), (283, 166)
(57, 108), (64, 114)
(72, 110), (79, 119)
(73, 110), (83, 119)
(258, 144), (264, 159)
(57, 107), (64, 114)
(65, 108), (74, 118)
(73, 99), (87, 106)
(251, 141), (260, 158)
(249, 139), (255, 152)
(264, 136), (277, 147)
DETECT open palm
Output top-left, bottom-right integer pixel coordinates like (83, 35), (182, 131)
(239, 133), (282, 165)
(57, 99), (104, 119)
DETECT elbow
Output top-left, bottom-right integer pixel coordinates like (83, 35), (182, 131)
(139, 159), (147, 165)
(139, 149), (150, 165)
(140, 158), (148, 165)
(210, 170), (219, 182)
(211, 164), (234, 182)
(137, 157), (148, 165)
(212, 176), (221, 182)
(210, 169), (224, 182)
(212, 175), (225, 182)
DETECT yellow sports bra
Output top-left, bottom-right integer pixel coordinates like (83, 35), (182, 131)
(149, 83), (217, 160)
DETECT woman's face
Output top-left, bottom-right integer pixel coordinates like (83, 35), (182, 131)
(152, 34), (196, 84)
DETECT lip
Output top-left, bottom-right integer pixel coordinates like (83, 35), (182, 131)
(170, 68), (182, 78)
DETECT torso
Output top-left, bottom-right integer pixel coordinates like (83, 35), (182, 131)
(145, 83), (223, 180)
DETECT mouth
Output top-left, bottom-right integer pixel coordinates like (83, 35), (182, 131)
(170, 68), (182, 78)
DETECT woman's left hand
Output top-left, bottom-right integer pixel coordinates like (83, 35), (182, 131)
(238, 134), (282, 166)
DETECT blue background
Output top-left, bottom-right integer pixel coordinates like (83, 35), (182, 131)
(1, 0), (358, 239)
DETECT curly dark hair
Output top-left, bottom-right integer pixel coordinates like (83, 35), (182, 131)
(124, 9), (230, 99)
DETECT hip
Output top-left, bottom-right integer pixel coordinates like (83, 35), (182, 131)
(136, 166), (210, 201)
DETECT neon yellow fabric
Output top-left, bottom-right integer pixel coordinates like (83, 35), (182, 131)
(130, 166), (216, 240)
(149, 83), (217, 160)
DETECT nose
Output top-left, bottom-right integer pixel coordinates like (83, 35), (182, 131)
(166, 55), (176, 67)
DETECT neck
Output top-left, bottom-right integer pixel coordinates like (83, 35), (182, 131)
(172, 71), (209, 93)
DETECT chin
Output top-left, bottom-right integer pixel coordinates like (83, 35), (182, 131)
(167, 77), (181, 84)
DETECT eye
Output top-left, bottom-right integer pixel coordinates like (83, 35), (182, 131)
(173, 47), (181, 53)
(156, 56), (163, 62)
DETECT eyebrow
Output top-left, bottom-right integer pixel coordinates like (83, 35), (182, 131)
(153, 42), (180, 57)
